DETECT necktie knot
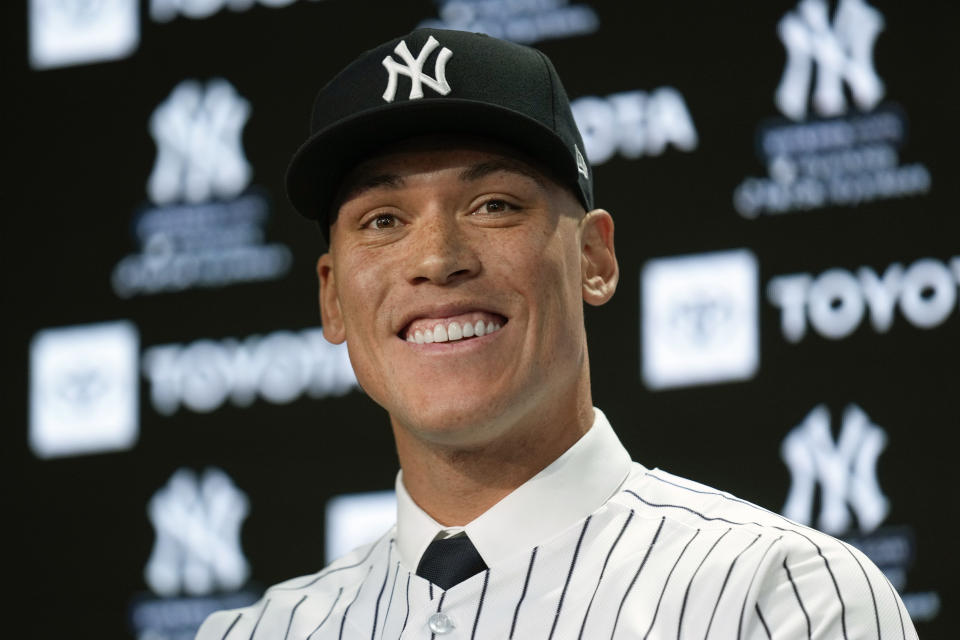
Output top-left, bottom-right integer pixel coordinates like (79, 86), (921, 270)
(416, 534), (488, 590)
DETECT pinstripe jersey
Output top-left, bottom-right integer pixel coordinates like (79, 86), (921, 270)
(196, 411), (917, 639)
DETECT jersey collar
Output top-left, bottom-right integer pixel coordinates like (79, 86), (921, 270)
(394, 407), (635, 570)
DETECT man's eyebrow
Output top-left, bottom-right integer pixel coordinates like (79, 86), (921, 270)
(336, 159), (545, 207)
(338, 173), (406, 202)
(458, 160), (547, 187)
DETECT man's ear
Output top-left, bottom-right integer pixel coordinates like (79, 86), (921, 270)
(580, 209), (619, 306)
(317, 253), (346, 343)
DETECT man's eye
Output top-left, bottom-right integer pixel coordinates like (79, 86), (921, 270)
(474, 199), (515, 215)
(367, 213), (398, 229)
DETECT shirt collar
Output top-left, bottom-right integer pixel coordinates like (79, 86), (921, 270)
(395, 407), (634, 569)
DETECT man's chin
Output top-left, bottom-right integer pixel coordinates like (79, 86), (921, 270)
(388, 398), (519, 450)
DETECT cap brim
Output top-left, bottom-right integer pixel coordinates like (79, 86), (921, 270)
(285, 98), (583, 233)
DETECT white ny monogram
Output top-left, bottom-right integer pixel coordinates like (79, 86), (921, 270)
(781, 404), (889, 535)
(382, 35), (453, 102)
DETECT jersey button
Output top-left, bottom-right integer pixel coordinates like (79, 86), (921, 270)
(428, 612), (455, 634)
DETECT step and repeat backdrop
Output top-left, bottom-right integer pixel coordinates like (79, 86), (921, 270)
(12, 0), (956, 637)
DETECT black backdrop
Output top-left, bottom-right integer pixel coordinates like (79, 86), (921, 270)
(10, 1), (957, 637)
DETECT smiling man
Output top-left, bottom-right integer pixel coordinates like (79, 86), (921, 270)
(196, 28), (916, 639)
(318, 137), (611, 526)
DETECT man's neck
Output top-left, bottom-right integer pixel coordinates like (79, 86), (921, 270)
(392, 383), (595, 527)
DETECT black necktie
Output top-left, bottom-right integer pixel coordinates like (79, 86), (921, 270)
(416, 534), (488, 590)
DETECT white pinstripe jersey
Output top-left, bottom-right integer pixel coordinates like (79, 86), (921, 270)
(196, 464), (916, 640)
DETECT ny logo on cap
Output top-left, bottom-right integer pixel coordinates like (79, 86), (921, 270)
(382, 35), (452, 103)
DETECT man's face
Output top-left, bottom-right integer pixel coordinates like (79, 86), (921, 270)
(317, 138), (616, 447)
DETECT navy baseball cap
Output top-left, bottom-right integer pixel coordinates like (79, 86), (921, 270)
(285, 28), (593, 244)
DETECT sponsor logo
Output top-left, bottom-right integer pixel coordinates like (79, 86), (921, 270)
(29, 321), (139, 459)
(419, 0), (599, 45)
(734, 0), (931, 217)
(112, 78), (292, 297)
(29, 0), (139, 70)
(768, 256), (959, 342)
(29, 0), (316, 71)
(142, 327), (358, 415)
(572, 88), (698, 165)
(150, 0), (307, 22)
(641, 249), (758, 390)
(29, 323), (353, 455)
(780, 404), (940, 621)
(325, 490), (397, 563)
(133, 468), (258, 639)
(382, 36), (453, 103)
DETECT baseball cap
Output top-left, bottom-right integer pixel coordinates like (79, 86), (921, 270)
(285, 27), (593, 244)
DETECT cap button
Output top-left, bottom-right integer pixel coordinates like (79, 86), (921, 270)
(428, 612), (455, 634)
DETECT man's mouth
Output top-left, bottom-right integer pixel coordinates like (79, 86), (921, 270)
(401, 311), (507, 344)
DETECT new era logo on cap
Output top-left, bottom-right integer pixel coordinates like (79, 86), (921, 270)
(382, 35), (453, 102)
(575, 145), (589, 178)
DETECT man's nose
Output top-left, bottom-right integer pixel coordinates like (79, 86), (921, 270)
(407, 214), (481, 285)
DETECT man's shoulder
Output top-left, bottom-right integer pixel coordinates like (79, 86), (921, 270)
(194, 528), (395, 640)
(618, 465), (818, 535)
(615, 465), (873, 561)
(610, 466), (916, 638)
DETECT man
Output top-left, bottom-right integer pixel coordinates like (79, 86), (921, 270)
(197, 28), (916, 639)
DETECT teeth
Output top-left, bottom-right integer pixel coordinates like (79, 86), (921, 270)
(406, 318), (505, 344)
(448, 322), (462, 341)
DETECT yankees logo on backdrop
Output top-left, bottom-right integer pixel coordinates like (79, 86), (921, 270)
(145, 467), (250, 597)
(781, 403), (889, 535)
(776, 0), (884, 120)
(147, 78), (251, 204)
(382, 35), (452, 102)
